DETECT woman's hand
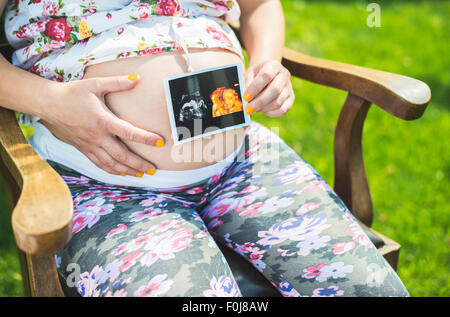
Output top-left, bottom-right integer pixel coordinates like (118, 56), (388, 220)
(243, 60), (294, 117)
(40, 75), (164, 177)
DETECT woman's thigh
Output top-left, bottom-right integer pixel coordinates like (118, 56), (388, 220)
(49, 161), (241, 297)
(198, 122), (409, 297)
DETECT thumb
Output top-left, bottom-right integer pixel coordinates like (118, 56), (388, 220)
(94, 74), (141, 96)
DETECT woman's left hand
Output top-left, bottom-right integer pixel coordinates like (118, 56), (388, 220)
(243, 60), (295, 117)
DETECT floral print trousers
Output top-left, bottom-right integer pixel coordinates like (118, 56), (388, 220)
(50, 122), (409, 297)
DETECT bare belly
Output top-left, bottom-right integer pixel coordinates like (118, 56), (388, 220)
(83, 48), (247, 170)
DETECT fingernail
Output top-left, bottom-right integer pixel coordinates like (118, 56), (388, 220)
(246, 106), (254, 115)
(155, 139), (164, 147)
(136, 172), (144, 178)
(120, 173), (126, 177)
(128, 74), (138, 81)
(146, 168), (156, 175)
(243, 93), (252, 102)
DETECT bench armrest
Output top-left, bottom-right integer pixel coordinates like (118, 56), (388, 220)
(282, 47), (431, 120)
(0, 107), (73, 255)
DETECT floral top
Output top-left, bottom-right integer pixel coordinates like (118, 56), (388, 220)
(4, 0), (244, 123)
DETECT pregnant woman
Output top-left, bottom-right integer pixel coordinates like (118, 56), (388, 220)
(0, 0), (409, 297)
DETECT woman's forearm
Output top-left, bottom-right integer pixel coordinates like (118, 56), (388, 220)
(0, 54), (59, 118)
(238, 0), (285, 67)
(0, 0), (56, 118)
(0, 53), (59, 118)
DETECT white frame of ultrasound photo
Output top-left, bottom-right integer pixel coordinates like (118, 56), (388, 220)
(164, 62), (251, 145)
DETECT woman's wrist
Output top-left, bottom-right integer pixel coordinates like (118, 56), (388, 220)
(34, 79), (66, 121)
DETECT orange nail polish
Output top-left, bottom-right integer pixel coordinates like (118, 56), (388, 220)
(246, 106), (254, 115)
(128, 74), (138, 81)
(136, 172), (144, 178)
(146, 168), (156, 175)
(243, 93), (252, 102)
(155, 139), (164, 147)
(120, 173), (126, 177)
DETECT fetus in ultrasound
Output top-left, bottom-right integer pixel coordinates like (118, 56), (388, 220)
(178, 91), (208, 122)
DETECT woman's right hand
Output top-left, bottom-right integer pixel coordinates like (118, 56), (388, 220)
(40, 74), (164, 177)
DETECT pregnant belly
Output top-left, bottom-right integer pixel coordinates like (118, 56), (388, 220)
(83, 48), (247, 170)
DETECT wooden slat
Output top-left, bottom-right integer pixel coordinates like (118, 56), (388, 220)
(334, 94), (373, 227)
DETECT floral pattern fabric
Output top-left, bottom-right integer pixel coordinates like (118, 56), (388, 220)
(50, 122), (409, 297)
(4, 0), (244, 124)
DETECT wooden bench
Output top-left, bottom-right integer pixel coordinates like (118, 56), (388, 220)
(0, 41), (431, 296)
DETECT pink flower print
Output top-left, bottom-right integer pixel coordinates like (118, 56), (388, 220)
(119, 251), (143, 272)
(296, 235), (331, 256)
(213, 1), (231, 12)
(16, 20), (46, 39)
(62, 175), (90, 185)
(109, 194), (131, 202)
(86, 7), (96, 14)
(315, 262), (353, 282)
(99, 260), (121, 284)
(199, 195), (208, 204)
(273, 161), (316, 186)
(346, 223), (373, 248)
(79, 191), (95, 199)
(208, 172), (224, 184)
(72, 197), (114, 234)
(49, 72), (65, 82)
(127, 235), (151, 252)
(207, 217), (224, 230)
(140, 228), (193, 267)
(257, 213), (331, 248)
(135, 2), (152, 19)
(155, 0), (179, 16)
(134, 274), (174, 297)
(312, 285), (344, 297)
(237, 185), (260, 195)
(239, 202), (264, 217)
(42, 0), (60, 17)
(277, 280), (301, 297)
(194, 230), (208, 239)
(105, 289), (128, 297)
(77, 265), (104, 297)
(258, 196), (294, 214)
(137, 47), (166, 56)
(140, 194), (168, 207)
(206, 26), (232, 47)
(203, 276), (241, 297)
(302, 264), (327, 280)
(117, 27), (124, 35)
(113, 243), (128, 256)
(129, 208), (168, 222)
(296, 202), (321, 216)
(99, 190), (115, 197)
(303, 180), (337, 196)
(185, 186), (203, 194)
(149, 219), (184, 234)
(332, 241), (356, 255)
(118, 51), (130, 58)
(201, 192), (239, 220)
(106, 224), (128, 239)
(106, 13), (112, 19)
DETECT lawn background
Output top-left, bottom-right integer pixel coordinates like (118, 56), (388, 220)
(0, 0), (448, 296)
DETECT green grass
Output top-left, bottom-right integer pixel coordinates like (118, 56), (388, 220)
(0, 0), (449, 296)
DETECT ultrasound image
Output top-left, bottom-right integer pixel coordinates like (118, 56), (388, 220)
(178, 91), (208, 122)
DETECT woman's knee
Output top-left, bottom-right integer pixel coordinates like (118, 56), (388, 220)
(56, 215), (242, 297)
